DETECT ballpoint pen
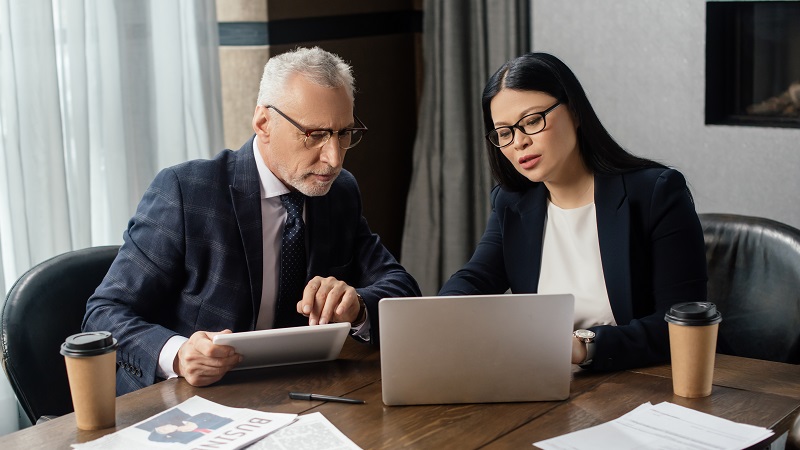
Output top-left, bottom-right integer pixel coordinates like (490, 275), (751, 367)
(289, 392), (365, 404)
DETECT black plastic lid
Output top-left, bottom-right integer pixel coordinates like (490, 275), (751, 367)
(60, 331), (118, 357)
(664, 302), (722, 326)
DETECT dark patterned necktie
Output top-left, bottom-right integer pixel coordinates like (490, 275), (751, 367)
(275, 192), (307, 328)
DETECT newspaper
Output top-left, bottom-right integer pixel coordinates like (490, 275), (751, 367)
(247, 412), (362, 450)
(71, 396), (297, 450)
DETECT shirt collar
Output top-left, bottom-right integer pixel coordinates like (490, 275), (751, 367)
(253, 136), (291, 200)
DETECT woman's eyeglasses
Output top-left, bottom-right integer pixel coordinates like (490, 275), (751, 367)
(486, 102), (561, 148)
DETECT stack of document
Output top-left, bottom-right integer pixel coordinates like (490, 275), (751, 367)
(535, 401), (774, 450)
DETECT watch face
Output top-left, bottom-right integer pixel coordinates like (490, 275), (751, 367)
(574, 329), (596, 340)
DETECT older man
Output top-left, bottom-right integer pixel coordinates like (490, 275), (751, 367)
(83, 47), (420, 395)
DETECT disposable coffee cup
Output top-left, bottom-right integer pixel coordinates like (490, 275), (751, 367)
(60, 331), (118, 430)
(665, 302), (722, 398)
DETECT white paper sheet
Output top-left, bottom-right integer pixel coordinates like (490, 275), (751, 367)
(247, 412), (362, 450)
(534, 401), (774, 450)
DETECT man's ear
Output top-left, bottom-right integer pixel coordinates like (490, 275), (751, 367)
(252, 106), (270, 139)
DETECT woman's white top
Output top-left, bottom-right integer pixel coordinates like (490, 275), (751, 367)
(537, 201), (617, 329)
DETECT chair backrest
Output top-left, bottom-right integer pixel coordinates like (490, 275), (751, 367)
(1, 245), (119, 424)
(699, 213), (800, 364)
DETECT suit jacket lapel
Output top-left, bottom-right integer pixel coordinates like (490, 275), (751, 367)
(595, 173), (633, 324)
(506, 185), (548, 293)
(229, 138), (263, 328)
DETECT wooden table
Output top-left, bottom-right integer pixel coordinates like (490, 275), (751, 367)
(1, 340), (798, 449)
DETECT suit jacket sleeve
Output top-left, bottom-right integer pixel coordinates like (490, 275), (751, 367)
(316, 172), (421, 346)
(438, 186), (512, 295)
(82, 167), (187, 394)
(590, 168), (707, 371)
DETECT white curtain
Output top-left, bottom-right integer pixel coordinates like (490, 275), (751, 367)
(0, 0), (223, 434)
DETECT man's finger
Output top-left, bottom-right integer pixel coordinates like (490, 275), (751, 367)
(178, 330), (241, 382)
(315, 278), (347, 324)
(196, 330), (237, 358)
(307, 278), (333, 325)
(181, 348), (241, 386)
(299, 278), (323, 316)
(318, 290), (341, 325)
(334, 291), (359, 322)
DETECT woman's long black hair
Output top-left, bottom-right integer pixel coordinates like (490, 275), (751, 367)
(482, 52), (663, 191)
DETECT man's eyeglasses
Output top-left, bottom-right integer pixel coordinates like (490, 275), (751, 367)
(266, 105), (368, 150)
(485, 102), (561, 148)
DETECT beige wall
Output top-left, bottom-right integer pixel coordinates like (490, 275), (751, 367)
(215, 0), (422, 258)
(218, 46), (269, 150)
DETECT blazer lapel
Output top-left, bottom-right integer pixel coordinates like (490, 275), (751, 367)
(595, 173), (633, 325)
(505, 185), (548, 293)
(229, 138), (264, 328)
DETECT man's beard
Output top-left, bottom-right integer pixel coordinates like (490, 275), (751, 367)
(281, 165), (340, 197)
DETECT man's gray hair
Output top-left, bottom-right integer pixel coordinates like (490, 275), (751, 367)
(257, 47), (355, 106)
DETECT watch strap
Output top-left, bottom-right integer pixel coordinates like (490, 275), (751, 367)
(580, 340), (596, 366)
(574, 329), (596, 367)
(353, 294), (367, 326)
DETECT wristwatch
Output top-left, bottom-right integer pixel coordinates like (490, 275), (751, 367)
(353, 294), (367, 326)
(573, 329), (596, 366)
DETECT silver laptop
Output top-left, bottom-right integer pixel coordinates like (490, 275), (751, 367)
(379, 293), (575, 405)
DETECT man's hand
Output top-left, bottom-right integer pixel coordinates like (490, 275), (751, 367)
(297, 276), (363, 326)
(173, 330), (242, 386)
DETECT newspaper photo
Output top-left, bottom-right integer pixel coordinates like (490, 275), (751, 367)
(72, 396), (297, 450)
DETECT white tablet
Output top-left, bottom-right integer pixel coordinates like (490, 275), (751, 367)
(212, 322), (351, 371)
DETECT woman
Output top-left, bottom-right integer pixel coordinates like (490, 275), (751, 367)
(439, 53), (707, 371)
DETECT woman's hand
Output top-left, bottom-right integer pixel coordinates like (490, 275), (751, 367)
(571, 334), (588, 365)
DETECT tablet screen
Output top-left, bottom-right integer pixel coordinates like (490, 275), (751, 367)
(212, 322), (351, 371)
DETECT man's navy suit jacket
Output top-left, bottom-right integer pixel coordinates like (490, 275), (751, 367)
(439, 167), (708, 371)
(83, 138), (420, 395)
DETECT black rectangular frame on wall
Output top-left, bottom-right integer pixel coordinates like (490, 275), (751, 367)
(705, 1), (800, 128)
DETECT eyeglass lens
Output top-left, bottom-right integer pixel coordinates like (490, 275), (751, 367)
(488, 114), (545, 148)
(265, 105), (366, 150)
(306, 129), (364, 150)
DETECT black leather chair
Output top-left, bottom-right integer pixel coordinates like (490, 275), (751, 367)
(699, 213), (800, 364)
(788, 412), (800, 450)
(1, 245), (119, 424)
(787, 411), (800, 450)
